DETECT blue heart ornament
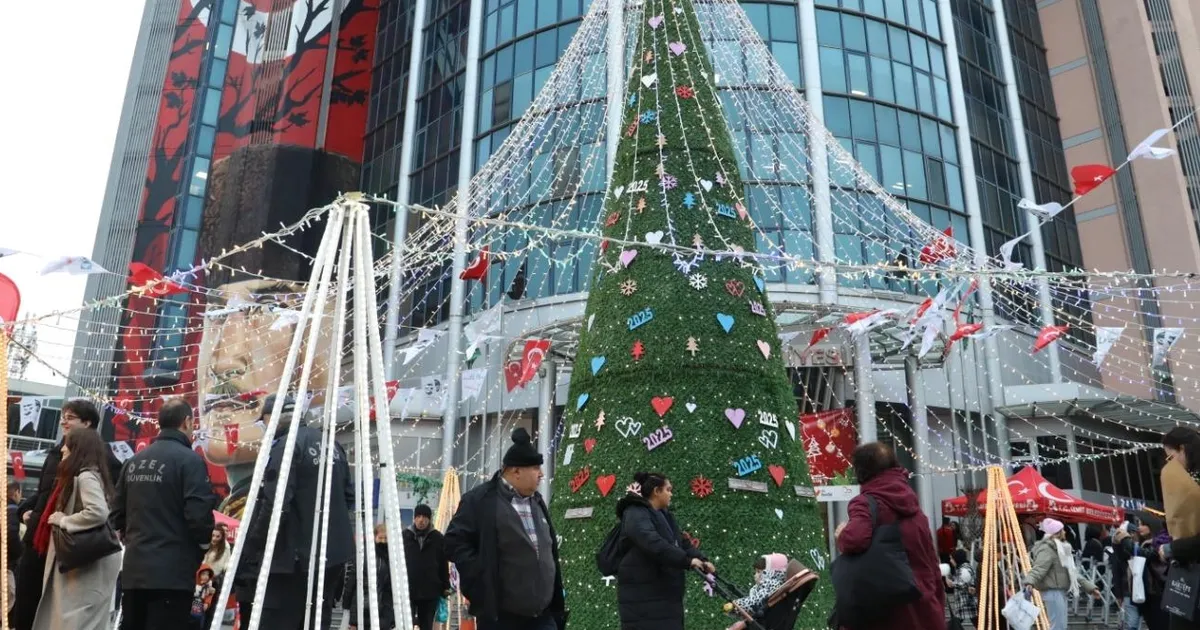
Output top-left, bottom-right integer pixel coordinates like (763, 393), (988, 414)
(591, 356), (607, 375)
(577, 393), (591, 410)
(716, 313), (735, 333)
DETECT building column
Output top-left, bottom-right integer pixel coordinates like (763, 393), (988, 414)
(797, 0), (836, 306)
(853, 336), (876, 442)
(936, 0), (1009, 462)
(442, 0), (486, 471)
(384, 0), (432, 376)
(990, 0), (1062, 383)
(906, 356), (935, 534)
(538, 359), (557, 500)
(606, 0), (624, 180)
(1066, 431), (1084, 495)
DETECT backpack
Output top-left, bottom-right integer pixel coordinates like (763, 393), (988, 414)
(596, 522), (627, 576)
(829, 496), (920, 628)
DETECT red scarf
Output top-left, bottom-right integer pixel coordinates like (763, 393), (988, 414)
(33, 483), (64, 557)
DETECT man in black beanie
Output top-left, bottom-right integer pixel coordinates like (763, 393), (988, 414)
(445, 428), (566, 630)
(404, 503), (450, 630)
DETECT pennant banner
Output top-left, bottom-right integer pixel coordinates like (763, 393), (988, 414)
(109, 441), (136, 463)
(10, 452), (25, 482)
(1128, 128), (1174, 161)
(461, 367), (488, 401)
(18, 397), (46, 432)
(464, 302), (504, 359)
(399, 328), (443, 365)
(1153, 327), (1184, 367)
(1093, 326), (1124, 367)
(39, 256), (109, 276)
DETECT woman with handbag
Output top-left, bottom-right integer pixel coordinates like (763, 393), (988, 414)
(1157, 428), (1200, 630)
(30, 428), (122, 630)
(1023, 518), (1101, 630)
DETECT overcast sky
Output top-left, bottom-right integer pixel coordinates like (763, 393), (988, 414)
(0, 2), (144, 386)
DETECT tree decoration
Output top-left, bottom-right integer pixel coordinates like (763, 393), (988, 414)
(551, 1), (830, 625)
(620, 279), (638, 296)
(596, 474), (617, 497)
(686, 337), (700, 356)
(584, 438), (597, 454)
(691, 476), (714, 498)
(594, 411), (606, 431)
(650, 396), (674, 417)
(724, 279), (745, 297)
(656, 134), (668, 149)
(643, 49), (654, 64)
(570, 466), (592, 493)
(767, 465), (786, 487)
(636, 197), (647, 213)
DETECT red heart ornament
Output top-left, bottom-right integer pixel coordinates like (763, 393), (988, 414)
(768, 464), (786, 487)
(724, 279), (745, 297)
(596, 474), (617, 497)
(584, 438), (597, 453)
(650, 396), (674, 418)
(504, 361), (524, 392)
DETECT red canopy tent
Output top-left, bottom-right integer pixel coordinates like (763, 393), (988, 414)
(941, 466), (1124, 525)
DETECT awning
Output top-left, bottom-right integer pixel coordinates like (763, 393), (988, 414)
(999, 383), (1200, 434)
(941, 466), (1124, 525)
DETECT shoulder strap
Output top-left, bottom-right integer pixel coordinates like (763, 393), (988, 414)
(866, 495), (879, 527)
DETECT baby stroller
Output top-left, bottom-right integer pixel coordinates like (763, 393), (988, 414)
(702, 557), (820, 630)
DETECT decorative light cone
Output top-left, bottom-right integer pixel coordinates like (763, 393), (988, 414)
(548, 0), (831, 625)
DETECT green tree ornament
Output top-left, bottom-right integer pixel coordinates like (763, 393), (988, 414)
(548, 0), (833, 626)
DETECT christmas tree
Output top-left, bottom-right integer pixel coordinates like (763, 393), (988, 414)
(549, 0), (832, 626)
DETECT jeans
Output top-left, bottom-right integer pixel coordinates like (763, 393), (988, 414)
(1041, 589), (1068, 630)
(477, 612), (558, 630)
(1124, 596), (1143, 629)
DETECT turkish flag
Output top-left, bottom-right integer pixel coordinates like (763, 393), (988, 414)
(135, 438), (151, 453)
(128, 262), (188, 297)
(518, 339), (551, 387)
(223, 424), (239, 455)
(0, 272), (19, 324)
(10, 452), (25, 482)
(460, 247), (490, 281)
(1071, 164), (1116, 196)
(843, 311), (878, 326)
(1033, 325), (1069, 353)
(369, 380), (401, 421)
(504, 361), (524, 392)
(918, 227), (956, 266)
(805, 327), (831, 350)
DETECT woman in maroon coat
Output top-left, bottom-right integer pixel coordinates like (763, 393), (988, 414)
(835, 442), (945, 630)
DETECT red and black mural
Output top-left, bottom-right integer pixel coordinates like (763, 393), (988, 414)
(106, 0), (378, 497)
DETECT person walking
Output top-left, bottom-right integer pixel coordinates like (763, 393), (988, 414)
(112, 398), (217, 629)
(937, 517), (957, 564)
(615, 472), (712, 630)
(444, 428), (566, 630)
(7, 480), (22, 621)
(346, 524), (395, 630)
(834, 442), (944, 630)
(1024, 518), (1101, 630)
(404, 504), (450, 630)
(30, 427), (122, 630)
(201, 525), (231, 629)
(12, 399), (119, 630)
(1157, 427), (1200, 630)
(237, 394), (354, 629)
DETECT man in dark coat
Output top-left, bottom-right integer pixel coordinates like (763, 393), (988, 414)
(112, 397), (217, 629)
(12, 398), (122, 630)
(835, 442), (944, 630)
(345, 524), (395, 630)
(237, 394), (354, 629)
(444, 428), (566, 630)
(404, 503), (450, 630)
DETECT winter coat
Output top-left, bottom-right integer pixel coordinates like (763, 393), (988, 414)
(836, 467), (944, 630)
(31, 469), (122, 630)
(443, 471), (565, 624)
(111, 429), (216, 592)
(343, 543), (396, 629)
(1026, 537), (1097, 594)
(730, 567), (785, 619)
(17, 442), (120, 547)
(403, 526), (450, 601)
(240, 422), (355, 578)
(614, 493), (705, 630)
(7, 500), (22, 570)
(1109, 536), (1135, 599)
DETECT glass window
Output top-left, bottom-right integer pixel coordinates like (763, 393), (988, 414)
(202, 88), (221, 126)
(769, 4), (798, 42)
(898, 111), (921, 150)
(843, 15), (867, 52)
(174, 229), (199, 270)
(493, 81), (513, 124)
(893, 62), (915, 109)
(196, 125), (215, 158)
(499, 4), (514, 43)
(911, 36), (930, 71)
(485, 11), (498, 50)
(863, 0), (885, 18)
(940, 124), (957, 163)
(915, 72), (934, 116)
(537, 0), (557, 27)
(515, 37), (535, 75)
(906, 0), (923, 31)
(902, 150), (926, 198)
(856, 142), (880, 181)
(536, 29), (557, 67)
(888, 27), (910, 63)
(208, 58), (227, 86)
(517, 0), (535, 35)
(820, 48), (846, 93)
(920, 117), (940, 157)
(824, 96), (851, 135)
(881, 145), (904, 193)
(923, 0), (940, 39)
(772, 42), (802, 87)
(884, 0), (904, 23)
(934, 78), (951, 120)
(876, 104), (899, 145)
(816, 11), (842, 47)
(945, 163), (963, 209)
(929, 45), (946, 79)
(926, 157), (946, 205)
(214, 24), (233, 59)
(561, 0), (580, 20)
(479, 89), (494, 129)
(870, 57), (894, 101)
(512, 72), (533, 119)
(866, 20), (889, 58)
(496, 46), (514, 81)
(183, 195), (204, 230)
(189, 157), (210, 197)
(851, 99), (876, 139)
(745, 4), (770, 39)
(847, 53), (869, 96)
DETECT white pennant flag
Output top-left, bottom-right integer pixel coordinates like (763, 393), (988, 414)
(399, 328), (443, 365)
(845, 309), (901, 338)
(969, 325), (1014, 341)
(109, 441), (136, 463)
(18, 397), (47, 432)
(999, 233), (1030, 269)
(0, 247), (18, 258)
(461, 367), (488, 401)
(1018, 198), (1066, 222)
(918, 319), (942, 359)
(464, 302), (504, 358)
(1153, 327), (1184, 366)
(39, 256), (109, 276)
(1128, 128), (1175, 161)
(1093, 326), (1124, 367)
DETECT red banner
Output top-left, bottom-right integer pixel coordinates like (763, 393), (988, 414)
(10, 452), (25, 483)
(799, 409), (857, 486)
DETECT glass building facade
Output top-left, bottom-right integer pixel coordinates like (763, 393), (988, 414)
(368, 0), (1084, 327)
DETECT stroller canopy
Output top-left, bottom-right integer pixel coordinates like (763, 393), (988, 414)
(940, 466), (1124, 525)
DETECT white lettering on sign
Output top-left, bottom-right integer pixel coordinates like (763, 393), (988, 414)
(565, 507), (594, 520)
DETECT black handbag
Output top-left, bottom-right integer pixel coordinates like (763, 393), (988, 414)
(1162, 562), (1200, 621)
(830, 496), (920, 629)
(52, 522), (121, 572)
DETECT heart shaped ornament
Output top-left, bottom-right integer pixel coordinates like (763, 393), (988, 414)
(584, 438), (597, 453)
(775, 509), (784, 520)
(576, 393), (590, 410)
(597, 474), (617, 497)
(758, 429), (779, 449)
(685, 402), (697, 413)
(615, 416), (644, 438)
(613, 185), (625, 199)
(619, 249), (638, 267)
(674, 5), (683, 13)
(757, 339), (771, 359)
(784, 421), (796, 441)
(725, 408), (746, 428)
(591, 356), (606, 375)
(645, 231), (664, 245)
(650, 396), (674, 417)
(699, 179), (713, 192)
(641, 73), (658, 88)
(648, 14), (664, 28)
(768, 464), (786, 487)
(754, 277), (765, 293)
(668, 42), (687, 56)
(587, 313), (596, 331)
(716, 313), (735, 333)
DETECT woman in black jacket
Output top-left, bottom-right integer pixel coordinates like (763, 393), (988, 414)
(616, 472), (714, 630)
(344, 525), (395, 630)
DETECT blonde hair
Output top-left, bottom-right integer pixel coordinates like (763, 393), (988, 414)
(374, 524), (387, 537)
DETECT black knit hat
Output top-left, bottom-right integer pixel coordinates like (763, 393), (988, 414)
(502, 427), (543, 467)
(414, 504), (432, 518)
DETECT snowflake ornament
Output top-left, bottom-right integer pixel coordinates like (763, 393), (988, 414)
(628, 93), (637, 107)
(661, 174), (678, 190)
(626, 482), (643, 496)
(675, 85), (695, 99)
(620, 279), (638, 296)
(688, 273), (708, 290)
(639, 110), (658, 124)
(691, 475), (714, 498)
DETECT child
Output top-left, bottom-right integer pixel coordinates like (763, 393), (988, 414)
(723, 553), (789, 623)
(191, 566), (216, 629)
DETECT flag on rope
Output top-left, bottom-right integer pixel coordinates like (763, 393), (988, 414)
(1071, 164), (1116, 196)
(0, 272), (19, 323)
(507, 258), (528, 300)
(1128, 128), (1175, 161)
(460, 246), (490, 281)
(1033, 325), (1069, 353)
(128, 262), (188, 297)
(918, 226), (956, 266)
(39, 256), (109, 276)
(1093, 326), (1124, 367)
(1152, 327), (1184, 367)
(517, 339), (551, 387)
(399, 328), (443, 365)
(461, 367), (488, 401)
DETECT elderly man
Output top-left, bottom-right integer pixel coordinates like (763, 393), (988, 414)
(444, 428), (566, 630)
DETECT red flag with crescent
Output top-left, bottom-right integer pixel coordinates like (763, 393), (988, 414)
(518, 339), (551, 387)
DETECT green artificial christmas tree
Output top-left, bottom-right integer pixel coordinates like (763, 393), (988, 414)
(549, 0), (832, 627)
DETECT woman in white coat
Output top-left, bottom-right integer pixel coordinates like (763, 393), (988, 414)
(31, 428), (122, 630)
